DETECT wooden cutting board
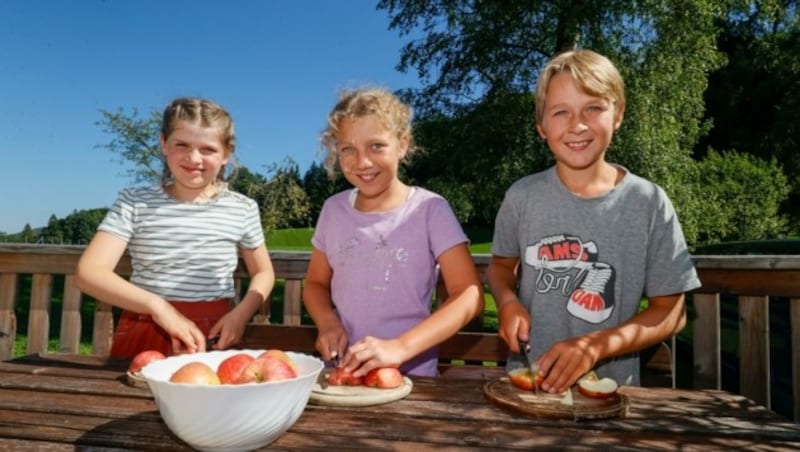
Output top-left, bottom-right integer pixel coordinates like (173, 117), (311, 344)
(484, 377), (628, 421)
(309, 370), (413, 407)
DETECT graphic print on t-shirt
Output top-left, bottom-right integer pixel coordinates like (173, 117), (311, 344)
(524, 234), (616, 324)
(331, 234), (409, 292)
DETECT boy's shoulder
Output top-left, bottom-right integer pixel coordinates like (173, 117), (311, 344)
(506, 167), (554, 193)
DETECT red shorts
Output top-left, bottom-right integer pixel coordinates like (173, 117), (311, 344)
(109, 299), (231, 358)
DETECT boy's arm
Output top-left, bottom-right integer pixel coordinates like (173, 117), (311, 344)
(537, 293), (687, 393)
(487, 255), (529, 353)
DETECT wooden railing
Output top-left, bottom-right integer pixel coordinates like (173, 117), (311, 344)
(0, 244), (798, 421)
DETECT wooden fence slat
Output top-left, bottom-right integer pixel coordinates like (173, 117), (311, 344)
(283, 280), (302, 325)
(792, 297), (800, 422)
(59, 276), (82, 353)
(0, 273), (18, 361)
(91, 302), (114, 356)
(27, 274), (53, 355)
(692, 293), (720, 389)
(739, 295), (770, 408)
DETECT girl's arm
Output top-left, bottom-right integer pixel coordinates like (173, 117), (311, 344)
(302, 247), (348, 361)
(211, 244), (275, 348)
(536, 293), (687, 393)
(345, 243), (484, 375)
(74, 231), (206, 352)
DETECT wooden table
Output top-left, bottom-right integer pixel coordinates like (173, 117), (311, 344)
(0, 354), (798, 451)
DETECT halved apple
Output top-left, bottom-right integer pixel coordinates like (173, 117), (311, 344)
(508, 367), (544, 391)
(577, 372), (618, 399)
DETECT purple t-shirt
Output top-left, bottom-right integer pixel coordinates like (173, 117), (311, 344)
(312, 187), (468, 376)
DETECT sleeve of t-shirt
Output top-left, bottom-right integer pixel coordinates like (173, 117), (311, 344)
(645, 187), (701, 297)
(491, 185), (522, 258)
(97, 188), (136, 242)
(310, 199), (331, 254)
(239, 197), (266, 249)
(427, 196), (468, 259)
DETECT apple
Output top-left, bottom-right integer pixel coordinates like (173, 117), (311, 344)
(258, 349), (298, 373)
(128, 350), (166, 374)
(363, 367), (403, 389)
(508, 368), (544, 391)
(237, 356), (297, 383)
(577, 372), (618, 399)
(326, 366), (363, 386)
(169, 362), (221, 385)
(216, 353), (255, 384)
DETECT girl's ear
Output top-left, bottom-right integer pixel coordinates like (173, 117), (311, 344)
(536, 122), (547, 139)
(159, 134), (168, 156)
(398, 134), (410, 159)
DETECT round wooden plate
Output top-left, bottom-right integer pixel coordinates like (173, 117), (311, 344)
(309, 370), (413, 407)
(484, 377), (628, 421)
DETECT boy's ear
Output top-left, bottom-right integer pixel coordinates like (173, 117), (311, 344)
(159, 135), (168, 156)
(614, 105), (625, 131)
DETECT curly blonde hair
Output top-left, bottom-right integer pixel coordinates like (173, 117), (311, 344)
(320, 88), (416, 176)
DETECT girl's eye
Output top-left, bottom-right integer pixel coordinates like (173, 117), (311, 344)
(369, 143), (386, 152)
(339, 146), (355, 155)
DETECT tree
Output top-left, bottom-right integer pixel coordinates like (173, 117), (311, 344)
(257, 158), (312, 232)
(302, 161), (341, 226)
(21, 224), (36, 243)
(95, 108), (163, 184)
(379, 1), (757, 245)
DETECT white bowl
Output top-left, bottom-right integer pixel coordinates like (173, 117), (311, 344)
(141, 349), (323, 452)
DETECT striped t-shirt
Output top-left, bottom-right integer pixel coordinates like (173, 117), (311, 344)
(98, 185), (264, 301)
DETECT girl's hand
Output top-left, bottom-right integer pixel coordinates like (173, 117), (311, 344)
(535, 335), (599, 394)
(208, 310), (249, 350)
(342, 336), (406, 377)
(316, 323), (348, 364)
(497, 300), (531, 353)
(150, 302), (206, 354)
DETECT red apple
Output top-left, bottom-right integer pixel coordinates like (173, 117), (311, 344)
(363, 367), (403, 389)
(508, 368), (544, 391)
(326, 367), (363, 386)
(216, 353), (255, 384)
(237, 356), (297, 383)
(169, 362), (221, 385)
(128, 350), (166, 374)
(258, 349), (298, 373)
(577, 373), (618, 399)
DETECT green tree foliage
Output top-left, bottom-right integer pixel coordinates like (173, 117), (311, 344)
(39, 209), (108, 244)
(21, 224), (37, 243)
(257, 158), (312, 232)
(303, 161), (341, 225)
(379, 0), (792, 245)
(699, 1), (800, 231)
(95, 108), (163, 184)
(691, 150), (789, 244)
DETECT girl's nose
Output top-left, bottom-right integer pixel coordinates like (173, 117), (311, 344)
(355, 149), (373, 168)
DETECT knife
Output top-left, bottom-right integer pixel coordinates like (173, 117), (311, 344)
(517, 338), (539, 394)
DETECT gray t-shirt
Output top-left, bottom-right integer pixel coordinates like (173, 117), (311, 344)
(98, 185), (264, 302)
(492, 166), (701, 385)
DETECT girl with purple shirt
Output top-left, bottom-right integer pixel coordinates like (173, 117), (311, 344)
(302, 88), (484, 377)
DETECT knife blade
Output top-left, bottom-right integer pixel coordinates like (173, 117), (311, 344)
(517, 338), (539, 394)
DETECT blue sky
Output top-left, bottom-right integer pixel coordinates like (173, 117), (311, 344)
(1, 0), (421, 234)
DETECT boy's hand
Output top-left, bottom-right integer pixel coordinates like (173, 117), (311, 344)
(536, 335), (599, 393)
(497, 300), (531, 353)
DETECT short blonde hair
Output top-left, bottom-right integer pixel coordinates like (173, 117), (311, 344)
(535, 49), (626, 127)
(320, 88), (415, 175)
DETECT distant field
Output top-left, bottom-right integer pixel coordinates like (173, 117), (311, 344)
(268, 227), (493, 253)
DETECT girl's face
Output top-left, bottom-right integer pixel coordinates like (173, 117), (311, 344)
(537, 72), (623, 174)
(336, 114), (409, 211)
(160, 120), (229, 201)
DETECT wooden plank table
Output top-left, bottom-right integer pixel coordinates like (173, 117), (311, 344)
(0, 353), (798, 451)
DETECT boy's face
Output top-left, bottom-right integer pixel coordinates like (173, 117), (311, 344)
(537, 72), (624, 172)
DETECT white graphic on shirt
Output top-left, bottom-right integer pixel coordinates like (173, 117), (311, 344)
(524, 234), (615, 324)
(333, 234), (408, 292)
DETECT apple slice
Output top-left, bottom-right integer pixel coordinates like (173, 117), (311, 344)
(508, 368), (544, 391)
(577, 372), (618, 399)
